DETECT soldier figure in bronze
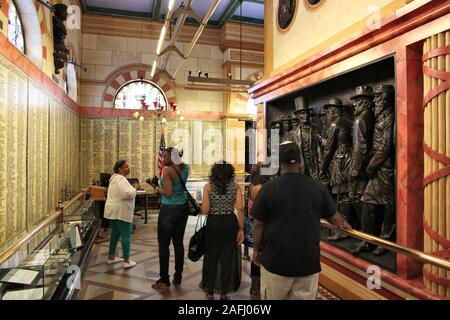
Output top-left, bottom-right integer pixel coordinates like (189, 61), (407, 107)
(292, 96), (322, 180)
(268, 119), (281, 156)
(348, 86), (376, 231)
(351, 85), (395, 255)
(319, 98), (355, 240)
(280, 115), (296, 143)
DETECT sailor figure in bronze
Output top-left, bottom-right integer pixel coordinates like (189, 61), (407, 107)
(319, 98), (355, 240)
(292, 96), (322, 180)
(352, 85), (396, 255)
(348, 85), (376, 231)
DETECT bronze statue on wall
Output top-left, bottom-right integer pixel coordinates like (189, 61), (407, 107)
(319, 98), (355, 240)
(348, 85), (376, 231)
(268, 119), (281, 156)
(266, 82), (396, 256)
(53, 4), (69, 74)
(292, 96), (322, 180)
(278, 0), (296, 30)
(280, 115), (297, 142)
(352, 85), (396, 255)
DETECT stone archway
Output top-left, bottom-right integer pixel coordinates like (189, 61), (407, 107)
(102, 64), (177, 108)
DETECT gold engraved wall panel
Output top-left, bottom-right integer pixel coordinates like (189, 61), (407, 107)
(80, 117), (119, 186)
(0, 56), (80, 251)
(27, 80), (49, 227)
(0, 56), (28, 248)
(157, 120), (224, 178)
(48, 98), (80, 210)
(0, 57), (7, 247)
(118, 118), (156, 183)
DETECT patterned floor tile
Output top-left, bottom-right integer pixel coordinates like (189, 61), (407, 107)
(76, 212), (340, 300)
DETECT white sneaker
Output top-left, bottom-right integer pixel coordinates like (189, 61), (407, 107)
(106, 257), (124, 265)
(124, 260), (137, 269)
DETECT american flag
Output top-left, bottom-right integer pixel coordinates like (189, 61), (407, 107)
(157, 132), (165, 176)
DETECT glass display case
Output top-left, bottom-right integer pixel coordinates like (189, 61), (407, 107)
(0, 197), (98, 300)
(0, 224), (79, 300)
(63, 199), (96, 240)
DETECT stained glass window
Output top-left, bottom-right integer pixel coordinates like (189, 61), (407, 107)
(8, 1), (25, 53)
(114, 80), (168, 110)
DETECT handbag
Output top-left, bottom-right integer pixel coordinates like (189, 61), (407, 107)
(173, 165), (201, 216)
(188, 214), (207, 262)
(244, 215), (254, 248)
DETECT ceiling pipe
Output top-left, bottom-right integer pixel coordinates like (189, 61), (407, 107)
(171, 0), (222, 80)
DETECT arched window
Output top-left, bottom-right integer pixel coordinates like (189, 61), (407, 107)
(8, 1), (25, 53)
(66, 63), (78, 102)
(114, 80), (168, 110)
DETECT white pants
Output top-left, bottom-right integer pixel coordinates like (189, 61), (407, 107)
(260, 265), (319, 300)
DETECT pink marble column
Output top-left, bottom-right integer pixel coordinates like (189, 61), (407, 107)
(395, 43), (425, 279)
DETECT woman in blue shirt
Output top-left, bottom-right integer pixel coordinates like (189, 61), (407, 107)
(149, 147), (189, 289)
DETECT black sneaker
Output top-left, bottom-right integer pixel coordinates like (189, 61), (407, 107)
(172, 276), (182, 287)
(152, 279), (170, 290)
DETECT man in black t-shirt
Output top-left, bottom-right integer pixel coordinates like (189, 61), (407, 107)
(252, 141), (350, 300)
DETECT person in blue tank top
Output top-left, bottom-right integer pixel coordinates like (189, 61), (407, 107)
(148, 147), (189, 289)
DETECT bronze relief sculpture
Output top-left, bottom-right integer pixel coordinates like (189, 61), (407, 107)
(319, 98), (355, 240)
(348, 85), (375, 231)
(279, 115), (297, 143)
(278, 0), (296, 30)
(292, 97), (322, 180)
(266, 82), (396, 258)
(352, 85), (396, 255)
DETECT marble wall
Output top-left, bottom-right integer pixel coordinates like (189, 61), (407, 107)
(79, 32), (225, 113)
(268, 0), (410, 75)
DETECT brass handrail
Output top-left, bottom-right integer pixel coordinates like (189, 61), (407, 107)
(321, 220), (450, 272)
(0, 192), (84, 266)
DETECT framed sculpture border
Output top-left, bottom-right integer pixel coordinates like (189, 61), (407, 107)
(276, 0), (298, 33)
(304, 0), (325, 11)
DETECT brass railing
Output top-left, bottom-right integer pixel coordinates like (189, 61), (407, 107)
(321, 220), (450, 272)
(0, 192), (84, 266)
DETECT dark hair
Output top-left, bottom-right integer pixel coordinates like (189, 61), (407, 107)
(209, 161), (235, 195)
(113, 160), (127, 173)
(250, 162), (272, 186)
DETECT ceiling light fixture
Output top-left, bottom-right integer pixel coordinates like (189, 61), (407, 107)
(151, 60), (157, 78)
(156, 24), (167, 56)
(187, 75), (253, 93)
(168, 0), (175, 12)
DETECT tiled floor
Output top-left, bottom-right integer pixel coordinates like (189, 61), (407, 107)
(76, 212), (340, 300)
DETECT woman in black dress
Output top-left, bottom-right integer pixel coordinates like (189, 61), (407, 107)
(200, 162), (245, 300)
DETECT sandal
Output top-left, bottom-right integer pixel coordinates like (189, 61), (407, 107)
(151, 280), (170, 290)
(220, 294), (230, 300)
(206, 291), (214, 300)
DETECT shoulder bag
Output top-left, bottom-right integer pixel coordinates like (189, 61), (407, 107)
(188, 214), (207, 262)
(172, 165), (201, 216)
